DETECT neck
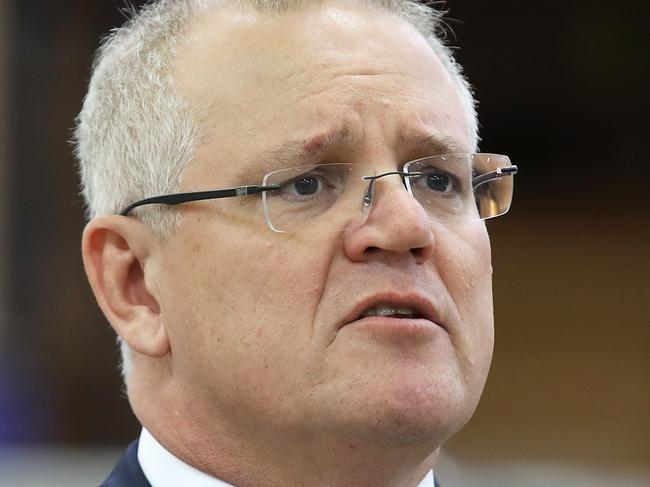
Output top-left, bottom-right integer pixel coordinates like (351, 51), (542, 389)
(130, 366), (439, 487)
(158, 423), (437, 487)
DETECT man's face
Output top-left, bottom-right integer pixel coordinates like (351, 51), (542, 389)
(156, 5), (494, 445)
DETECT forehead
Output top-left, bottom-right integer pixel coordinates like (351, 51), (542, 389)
(174, 4), (472, 184)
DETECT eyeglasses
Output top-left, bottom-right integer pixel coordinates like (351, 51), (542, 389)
(120, 153), (518, 233)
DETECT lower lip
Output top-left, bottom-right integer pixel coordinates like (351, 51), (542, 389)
(340, 316), (442, 340)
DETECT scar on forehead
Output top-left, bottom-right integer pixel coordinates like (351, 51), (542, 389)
(303, 133), (328, 153)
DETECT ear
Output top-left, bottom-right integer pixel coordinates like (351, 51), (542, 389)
(81, 215), (169, 358)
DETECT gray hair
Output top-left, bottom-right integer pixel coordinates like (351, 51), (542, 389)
(73, 0), (478, 379)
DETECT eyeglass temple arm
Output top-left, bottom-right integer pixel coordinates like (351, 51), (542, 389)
(472, 165), (518, 188)
(119, 184), (281, 216)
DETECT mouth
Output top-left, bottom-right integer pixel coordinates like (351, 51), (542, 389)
(360, 304), (423, 319)
(339, 292), (444, 332)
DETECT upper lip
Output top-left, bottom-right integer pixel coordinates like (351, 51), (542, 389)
(337, 291), (445, 331)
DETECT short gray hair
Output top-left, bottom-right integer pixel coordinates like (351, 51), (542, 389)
(73, 0), (478, 379)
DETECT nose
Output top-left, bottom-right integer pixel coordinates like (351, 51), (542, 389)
(342, 176), (435, 264)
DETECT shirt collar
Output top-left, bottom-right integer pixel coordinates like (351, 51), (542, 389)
(138, 428), (234, 487)
(138, 428), (435, 487)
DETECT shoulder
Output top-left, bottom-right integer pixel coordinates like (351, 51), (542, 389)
(100, 439), (151, 487)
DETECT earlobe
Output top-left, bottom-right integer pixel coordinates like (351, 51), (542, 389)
(82, 216), (170, 358)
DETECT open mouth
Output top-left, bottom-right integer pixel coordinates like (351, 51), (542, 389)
(360, 304), (423, 319)
(336, 290), (447, 334)
(339, 295), (444, 340)
(337, 292), (444, 334)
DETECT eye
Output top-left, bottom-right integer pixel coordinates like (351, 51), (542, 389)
(279, 171), (329, 199)
(271, 164), (349, 204)
(425, 172), (452, 193)
(292, 175), (320, 195)
(408, 165), (464, 197)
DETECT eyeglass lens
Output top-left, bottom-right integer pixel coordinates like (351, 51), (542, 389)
(262, 154), (515, 233)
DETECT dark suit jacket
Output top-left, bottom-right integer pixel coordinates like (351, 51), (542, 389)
(101, 440), (151, 487)
(101, 439), (442, 487)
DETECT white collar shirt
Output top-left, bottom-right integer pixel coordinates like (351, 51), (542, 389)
(138, 428), (435, 487)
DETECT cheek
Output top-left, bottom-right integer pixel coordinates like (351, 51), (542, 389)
(435, 223), (494, 374)
(160, 222), (337, 401)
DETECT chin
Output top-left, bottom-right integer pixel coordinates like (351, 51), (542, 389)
(319, 367), (479, 446)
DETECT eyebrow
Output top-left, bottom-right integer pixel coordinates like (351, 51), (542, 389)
(273, 126), (357, 162)
(397, 132), (471, 156)
(233, 126), (359, 183)
(232, 126), (469, 183)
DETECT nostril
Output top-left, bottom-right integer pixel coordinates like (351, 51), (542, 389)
(411, 245), (431, 262)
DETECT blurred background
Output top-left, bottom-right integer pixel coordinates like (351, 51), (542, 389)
(0, 0), (648, 485)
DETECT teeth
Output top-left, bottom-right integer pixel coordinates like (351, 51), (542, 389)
(361, 304), (418, 318)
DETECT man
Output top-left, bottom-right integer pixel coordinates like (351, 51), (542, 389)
(75, 0), (517, 486)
